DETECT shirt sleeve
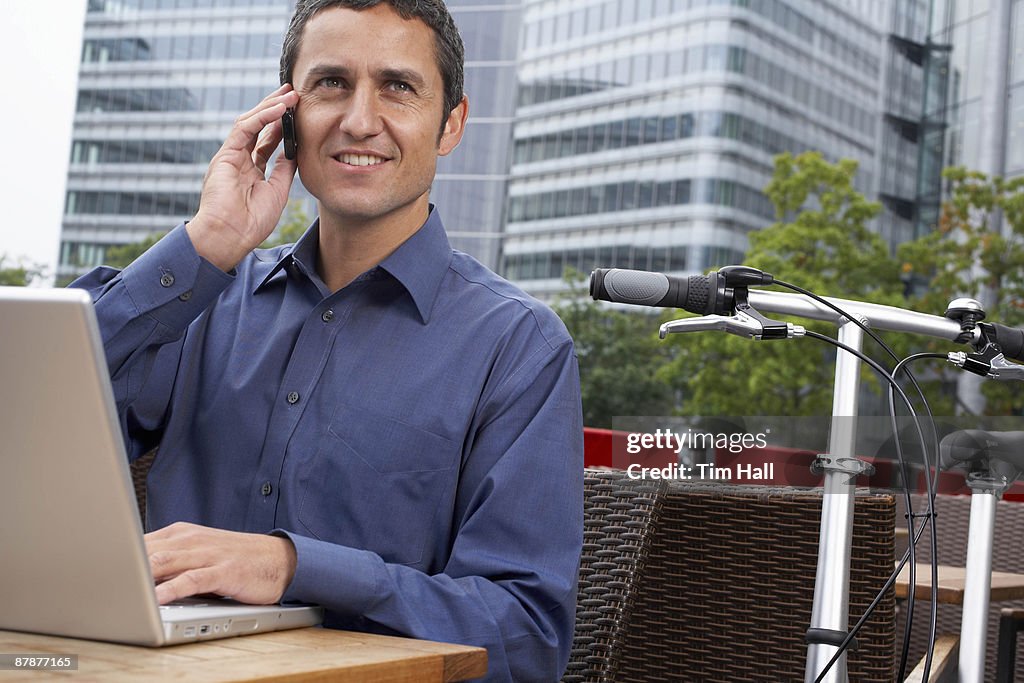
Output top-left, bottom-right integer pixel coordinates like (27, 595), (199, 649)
(276, 333), (584, 683)
(69, 224), (234, 459)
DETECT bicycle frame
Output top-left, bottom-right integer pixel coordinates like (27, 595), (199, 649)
(661, 288), (971, 683)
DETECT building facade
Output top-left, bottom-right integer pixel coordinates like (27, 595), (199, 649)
(501, 0), (938, 298)
(63, 0), (973, 293)
(431, 0), (523, 268)
(930, 0), (1024, 185)
(61, 0), (294, 284)
(59, 0), (521, 283)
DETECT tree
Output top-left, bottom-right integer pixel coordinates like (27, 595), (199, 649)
(95, 200), (311, 274)
(658, 152), (907, 416)
(553, 271), (675, 428)
(0, 254), (45, 286)
(105, 232), (166, 269)
(898, 167), (1024, 414)
(261, 200), (312, 248)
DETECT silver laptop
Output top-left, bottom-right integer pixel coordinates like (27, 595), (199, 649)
(0, 286), (322, 646)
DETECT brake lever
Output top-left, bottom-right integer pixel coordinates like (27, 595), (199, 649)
(949, 345), (1024, 381)
(659, 285), (805, 341)
(659, 310), (806, 340)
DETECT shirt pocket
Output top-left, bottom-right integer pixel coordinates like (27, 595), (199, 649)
(297, 402), (459, 566)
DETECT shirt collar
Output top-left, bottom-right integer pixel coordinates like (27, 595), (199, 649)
(253, 207), (453, 324)
(378, 205), (453, 324)
(253, 219), (322, 294)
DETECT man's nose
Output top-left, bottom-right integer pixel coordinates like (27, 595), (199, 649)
(339, 86), (383, 139)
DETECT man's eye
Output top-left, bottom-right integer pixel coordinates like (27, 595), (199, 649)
(319, 77), (345, 89)
(389, 81), (414, 94)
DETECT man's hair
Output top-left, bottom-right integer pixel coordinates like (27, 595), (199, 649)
(280, 0), (465, 127)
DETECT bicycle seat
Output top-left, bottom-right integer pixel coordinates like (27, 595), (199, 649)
(940, 429), (1024, 482)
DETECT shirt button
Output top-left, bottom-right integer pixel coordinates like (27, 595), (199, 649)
(178, 290), (193, 301)
(159, 272), (175, 287)
(286, 391), (300, 405)
(321, 309), (334, 323)
(260, 481), (273, 496)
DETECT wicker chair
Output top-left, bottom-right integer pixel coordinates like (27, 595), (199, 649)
(563, 469), (667, 682)
(614, 482), (898, 682)
(129, 449), (157, 525)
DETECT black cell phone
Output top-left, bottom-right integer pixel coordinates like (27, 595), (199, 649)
(282, 108), (298, 160)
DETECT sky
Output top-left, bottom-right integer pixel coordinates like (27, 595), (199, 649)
(0, 2), (86, 284)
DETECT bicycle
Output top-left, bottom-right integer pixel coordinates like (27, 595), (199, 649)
(589, 264), (1024, 683)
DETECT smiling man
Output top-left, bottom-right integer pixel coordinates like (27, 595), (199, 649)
(71, 1), (584, 681)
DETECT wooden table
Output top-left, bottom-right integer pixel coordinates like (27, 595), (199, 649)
(895, 563), (1024, 605)
(0, 627), (487, 682)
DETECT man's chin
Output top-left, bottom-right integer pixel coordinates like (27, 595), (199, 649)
(316, 197), (429, 231)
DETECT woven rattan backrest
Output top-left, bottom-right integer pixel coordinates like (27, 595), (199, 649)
(563, 469), (667, 683)
(129, 449), (156, 525)
(616, 483), (896, 682)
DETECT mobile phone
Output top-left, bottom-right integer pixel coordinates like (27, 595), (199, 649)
(282, 108), (298, 160)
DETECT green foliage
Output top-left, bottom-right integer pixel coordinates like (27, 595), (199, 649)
(94, 200), (311, 274)
(553, 270), (675, 427)
(659, 151), (907, 416)
(261, 200), (313, 248)
(898, 167), (1024, 414)
(0, 254), (45, 286)
(105, 232), (166, 269)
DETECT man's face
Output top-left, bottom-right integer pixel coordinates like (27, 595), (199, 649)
(290, 4), (466, 231)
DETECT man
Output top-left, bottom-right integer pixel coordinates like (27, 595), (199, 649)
(72, 1), (584, 680)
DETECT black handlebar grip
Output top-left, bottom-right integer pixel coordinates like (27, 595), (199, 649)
(988, 322), (1024, 362)
(590, 268), (712, 314)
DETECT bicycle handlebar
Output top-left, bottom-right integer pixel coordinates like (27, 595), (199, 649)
(590, 267), (980, 346)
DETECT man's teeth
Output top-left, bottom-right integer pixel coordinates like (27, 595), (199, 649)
(340, 154), (384, 166)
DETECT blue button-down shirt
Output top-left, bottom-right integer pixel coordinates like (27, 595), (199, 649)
(73, 208), (584, 682)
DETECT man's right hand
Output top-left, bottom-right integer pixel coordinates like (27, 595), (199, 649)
(186, 84), (300, 272)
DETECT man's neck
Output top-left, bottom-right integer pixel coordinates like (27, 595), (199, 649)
(315, 204), (429, 293)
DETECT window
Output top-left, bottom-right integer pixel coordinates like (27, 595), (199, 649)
(626, 118), (642, 146)
(608, 121), (625, 148)
(638, 181), (654, 208)
(620, 182), (637, 211)
(650, 247), (669, 273)
(656, 181), (675, 206)
(644, 117), (661, 144)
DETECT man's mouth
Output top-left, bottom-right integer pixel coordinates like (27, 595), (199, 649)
(337, 153), (387, 167)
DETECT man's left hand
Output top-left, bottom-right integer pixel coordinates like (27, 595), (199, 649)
(144, 522), (297, 605)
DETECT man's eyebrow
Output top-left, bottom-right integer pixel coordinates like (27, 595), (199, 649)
(302, 63), (353, 82)
(376, 67), (428, 90)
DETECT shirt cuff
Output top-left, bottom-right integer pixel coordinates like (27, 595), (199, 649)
(119, 223), (234, 331)
(271, 529), (383, 616)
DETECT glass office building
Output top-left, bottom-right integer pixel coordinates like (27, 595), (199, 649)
(59, 0), (521, 282)
(502, 0), (938, 298)
(432, 0), (523, 268)
(930, 0), (1024, 184)
(60, 0), (296, 283)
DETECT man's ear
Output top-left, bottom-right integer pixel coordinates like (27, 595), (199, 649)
(438, 95), (469, 156)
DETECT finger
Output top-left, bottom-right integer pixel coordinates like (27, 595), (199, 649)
(144, 520), (199, 544)
(148, 547), (204, 582)
(253, 118), (284, 174)
(154, 567), (221, 605)
(221, 92), (298, 156)
(234, 83), (293, 123)
(266, 148), (298, 200)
